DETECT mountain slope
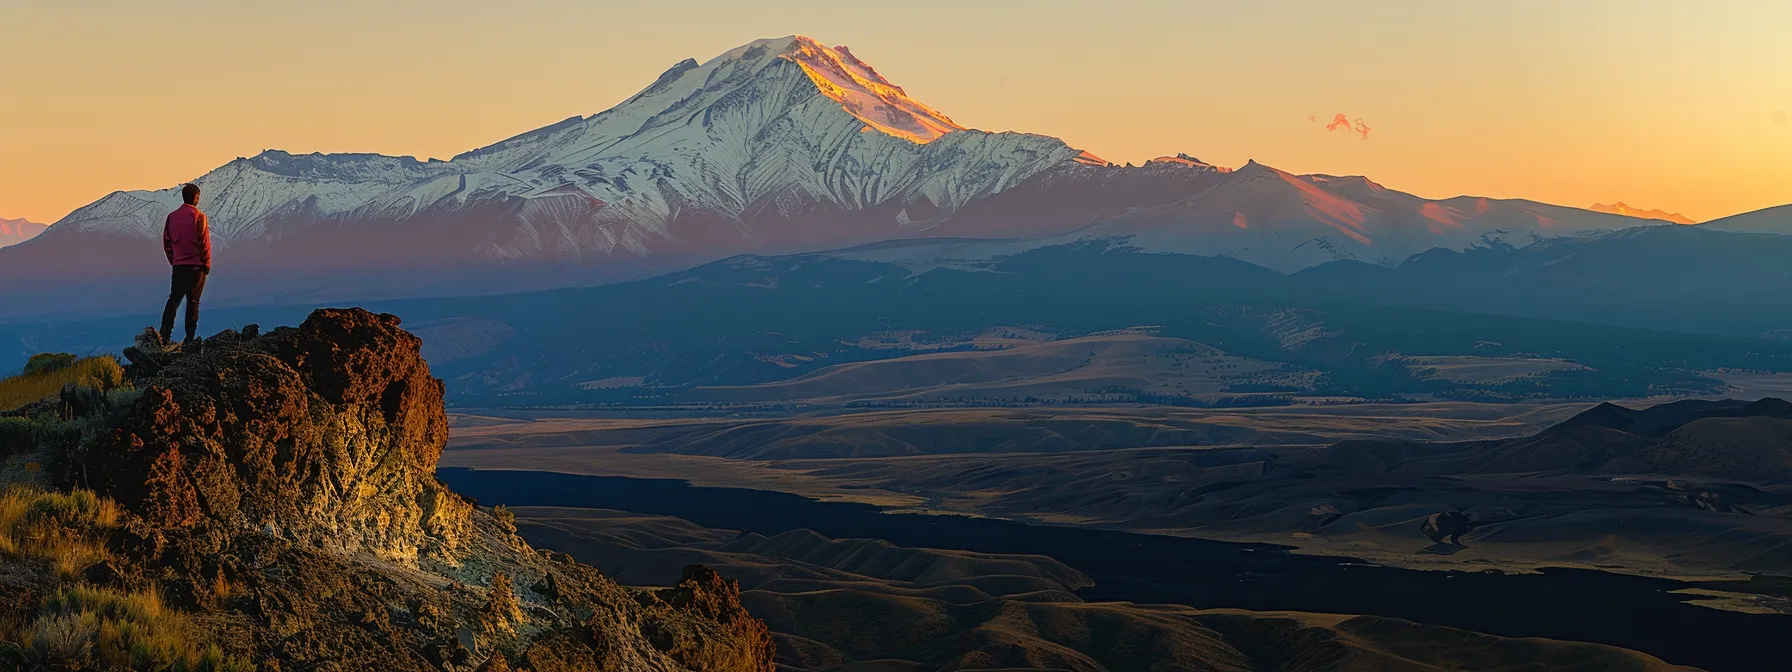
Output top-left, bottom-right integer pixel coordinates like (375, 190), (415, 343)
(0, 36), (1674, 318)
(1292, 224), (1792, 336)
(1071, 161), (1662, 271)
(1701, 203), (1792, 235)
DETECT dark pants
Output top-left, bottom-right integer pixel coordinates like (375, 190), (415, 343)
(161, 265), (208, 343)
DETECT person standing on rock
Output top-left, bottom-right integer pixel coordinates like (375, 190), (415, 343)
(160, 183), (211, 346)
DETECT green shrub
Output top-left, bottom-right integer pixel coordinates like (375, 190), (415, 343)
(29, 419), (85, 484)
(77, 357), (125, 393)
(0, 415), (110, 489)
(22, 354), (76, 377)
(0, 416), (82, 472)
(0, 417), (32, 457)
(32, 419), (82, 453)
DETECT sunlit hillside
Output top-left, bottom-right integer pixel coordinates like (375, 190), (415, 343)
(0, 354), (125, 413)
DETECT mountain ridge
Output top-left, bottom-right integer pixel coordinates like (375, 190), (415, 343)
(0, 35), (1678, 316)
(1701, 203), (1792, 235)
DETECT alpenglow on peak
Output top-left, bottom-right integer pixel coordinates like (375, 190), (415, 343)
(774, 35), (964, 144)
(671, 35), (967, 144)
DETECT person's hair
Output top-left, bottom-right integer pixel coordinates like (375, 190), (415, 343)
(181, 183), (201, 205)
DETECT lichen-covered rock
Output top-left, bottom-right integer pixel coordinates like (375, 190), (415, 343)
(63, 308), (775, 670)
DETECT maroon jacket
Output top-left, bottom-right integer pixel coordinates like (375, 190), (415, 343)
(163, 203), (211, 269)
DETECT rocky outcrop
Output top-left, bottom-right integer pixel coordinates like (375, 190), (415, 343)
(57, 308), (778, 670)
(102, 310), (461, 564)
(641, 566), (777, 672)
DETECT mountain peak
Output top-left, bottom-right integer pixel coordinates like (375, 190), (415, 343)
(770, 36), (964, 143)
(1232, 159), (1287, 177)
(610, 35), (965, 146)
(1589, 201), (1697, 224)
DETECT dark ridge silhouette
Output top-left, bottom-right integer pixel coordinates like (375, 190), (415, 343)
(1557, 398), (1757, 436)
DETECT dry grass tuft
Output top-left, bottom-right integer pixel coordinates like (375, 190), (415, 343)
(211, 568), (241, 602)
(11, 585), (253, 671)
(0, 488), (250, 670)
(0, 486), (121, 580)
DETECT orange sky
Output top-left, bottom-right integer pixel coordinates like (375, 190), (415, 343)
(2, 1), (1789, 224)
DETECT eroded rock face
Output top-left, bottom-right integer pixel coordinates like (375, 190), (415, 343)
(99, 308), (466, 564)
(78, 308), (776, 670)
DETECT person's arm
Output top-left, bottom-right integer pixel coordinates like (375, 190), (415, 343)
(198, 212), (212, 270)
(163, 214), (175, 264)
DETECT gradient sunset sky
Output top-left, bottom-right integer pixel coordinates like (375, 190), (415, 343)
(3, 0), (1788, 224)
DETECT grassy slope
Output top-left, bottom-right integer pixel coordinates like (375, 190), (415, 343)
(0, 356), (124, 413)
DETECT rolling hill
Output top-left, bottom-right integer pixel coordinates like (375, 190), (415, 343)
(503, 507), (1696, 672)
(9, 225), (1792, 403)
(445, 397), (1792, 583)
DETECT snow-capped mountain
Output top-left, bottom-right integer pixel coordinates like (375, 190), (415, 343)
(1067, 161), (1665, 271)
(38, 37), (1088, 257)
(0, 217), (46, 249)
(813, 159), (1674, 274)
(0, 35), (1668, 317)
